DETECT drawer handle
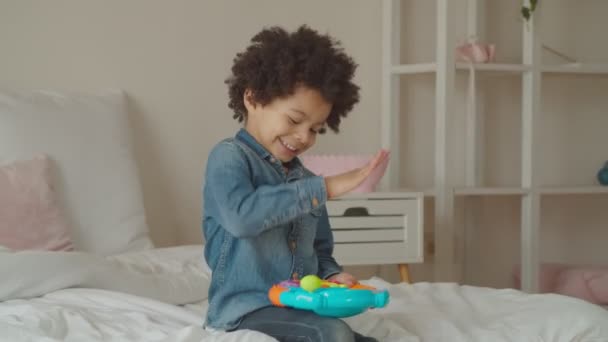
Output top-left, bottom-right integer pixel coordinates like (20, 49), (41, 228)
(343, 207), (370, 217)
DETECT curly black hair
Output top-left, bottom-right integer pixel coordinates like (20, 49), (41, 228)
(225, 25), (360, 133)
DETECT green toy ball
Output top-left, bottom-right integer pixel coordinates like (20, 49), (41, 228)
(300, 275), (323, 292)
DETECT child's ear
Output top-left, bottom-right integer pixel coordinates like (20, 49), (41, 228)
(243, 89), (257, 111)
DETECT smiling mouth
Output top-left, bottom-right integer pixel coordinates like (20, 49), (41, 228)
(279, 138), (298, 153)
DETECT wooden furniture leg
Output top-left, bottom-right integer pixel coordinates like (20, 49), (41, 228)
(398, 263), (411, 283)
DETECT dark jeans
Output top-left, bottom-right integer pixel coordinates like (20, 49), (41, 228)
(236, 306), (377, 342)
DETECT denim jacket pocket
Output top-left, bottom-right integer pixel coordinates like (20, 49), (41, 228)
(309, 207), (323, 217)
(298, 212), (320, 256)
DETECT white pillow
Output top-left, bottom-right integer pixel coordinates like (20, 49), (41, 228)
(0, 89), (153, 255)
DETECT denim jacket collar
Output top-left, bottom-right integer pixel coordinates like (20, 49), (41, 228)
(235, 128), (304, 172)
(235, 128), (271, 160)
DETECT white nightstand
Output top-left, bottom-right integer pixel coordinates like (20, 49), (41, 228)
(326, 192), (424, 283)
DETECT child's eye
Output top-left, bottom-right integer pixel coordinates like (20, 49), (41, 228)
(288, 117), (299, 125)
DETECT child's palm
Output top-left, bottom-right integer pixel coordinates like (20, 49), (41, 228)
(327, 272), (358, 286)
(325, 149), (389, 199)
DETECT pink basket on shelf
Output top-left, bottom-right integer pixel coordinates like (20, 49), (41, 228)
(300, 154), (389, 193)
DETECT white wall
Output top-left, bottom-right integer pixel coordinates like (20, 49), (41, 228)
(0, 0), (382, 247)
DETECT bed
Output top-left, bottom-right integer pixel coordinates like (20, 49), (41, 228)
(2, 245), (608, 342)
(1, 90), (608, 342)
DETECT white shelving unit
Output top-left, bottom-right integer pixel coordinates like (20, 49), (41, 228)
(381, 0), (608, 292)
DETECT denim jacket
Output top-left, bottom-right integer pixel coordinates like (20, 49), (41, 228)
(202, 129), (342, 330)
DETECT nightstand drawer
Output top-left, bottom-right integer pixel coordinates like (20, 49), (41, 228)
(333, 228), (404, 243)
(326, 193), (423, 265)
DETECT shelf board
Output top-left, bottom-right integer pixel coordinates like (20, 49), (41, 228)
(392, 63), (608, 75)
(453, 186), (608, 196)
(456, 63), (531, 73)
(541, 64), (608, 75)
(539, 186), (608, 195)
(391, 63), (436, 75)
(392, 63), (533, 75)
(454, 187), (530, 196)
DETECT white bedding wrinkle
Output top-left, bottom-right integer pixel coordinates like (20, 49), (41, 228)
(1, 246), (608, 342)
(0, 245), (209, 304)
(0, 289), (275, 342)
(347, 277), (608, 342)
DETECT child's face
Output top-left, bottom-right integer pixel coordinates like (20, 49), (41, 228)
(244, 85), (331, 163)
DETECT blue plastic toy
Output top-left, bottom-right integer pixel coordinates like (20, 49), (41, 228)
(598, 161), (608, 186)
(268, 275), (389, 318)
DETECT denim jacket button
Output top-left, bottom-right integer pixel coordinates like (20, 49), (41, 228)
(292, 272), (299, 280)
(312, 197), (319, 208)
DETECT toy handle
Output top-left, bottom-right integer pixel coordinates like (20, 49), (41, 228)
(351, 283), (376, 290)
(300, 275), (378, 292)
(322, 281), (348, 288)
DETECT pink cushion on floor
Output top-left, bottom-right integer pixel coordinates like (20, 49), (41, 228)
(555, 267), (608, 305)
(513, 263), (608, 305)
(0, 155), (73, 251)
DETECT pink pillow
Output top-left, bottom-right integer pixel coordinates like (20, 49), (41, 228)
(512, 263), (568, 293)
(513, 263), (608, 305)
(0, 155), (73, 251)
(555, 267), (608, 305)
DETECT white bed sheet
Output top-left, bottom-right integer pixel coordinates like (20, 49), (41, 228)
(1, 245), (607, 342)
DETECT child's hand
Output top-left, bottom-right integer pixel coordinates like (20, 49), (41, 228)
(324, 149), (390, 199)
(327, 272), (358, 286)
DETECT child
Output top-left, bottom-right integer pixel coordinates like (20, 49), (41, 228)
(202, 25), (389, 342)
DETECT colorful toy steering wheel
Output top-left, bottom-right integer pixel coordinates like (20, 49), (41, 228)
(268, 275), (389, 318)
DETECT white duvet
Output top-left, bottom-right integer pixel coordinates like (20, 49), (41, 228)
(1, 245), (607, 342)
